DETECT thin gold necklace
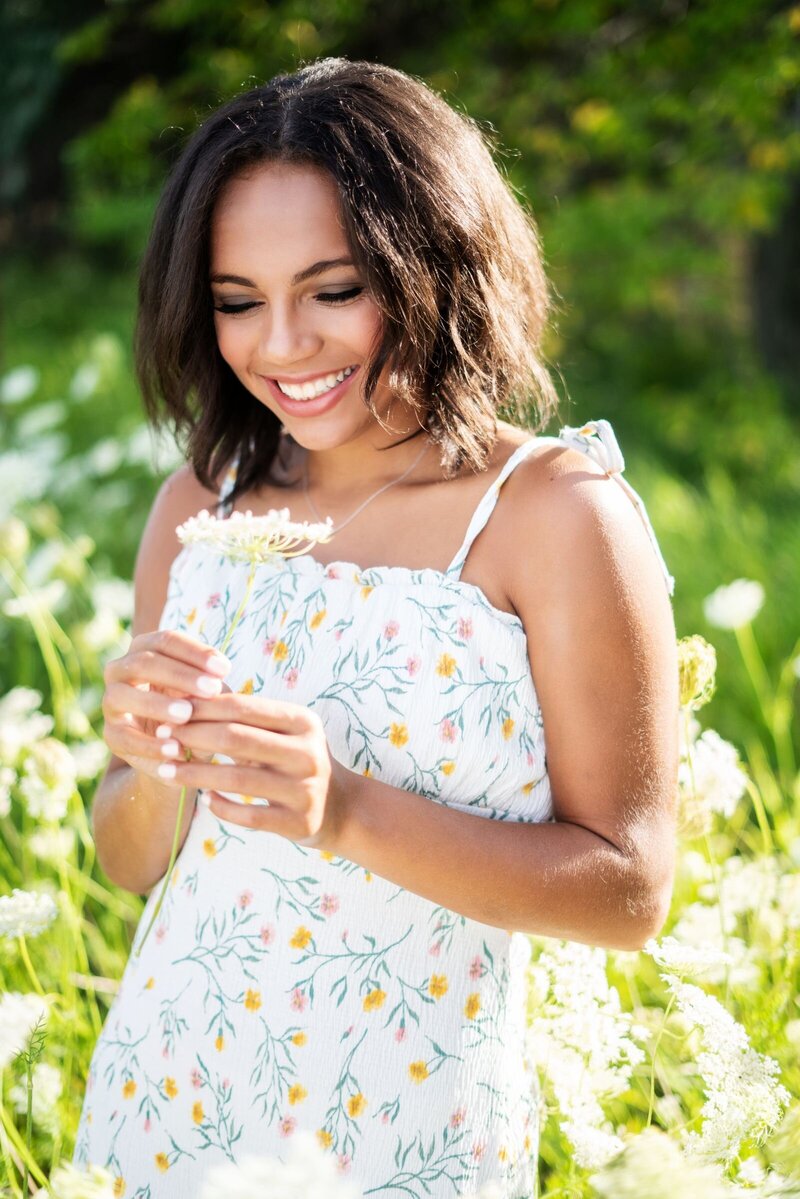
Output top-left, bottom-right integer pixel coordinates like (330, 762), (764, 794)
(302, 439), (431, 535)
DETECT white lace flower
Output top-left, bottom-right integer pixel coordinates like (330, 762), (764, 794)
(47, 1160), (116, 1198)
(0, 991), (50, 1070)
(69, 739), (110, 781)
(199, 1130), (361, 1199)
(703, 579), (765, 629)
(643, 935), (733, 979)
(29, 827), (76, 863)
(678, 728), (749, 821)
(19, 737), (78, 822)
(9, 1060), (62, 1138)
(664, 977), (791, 1166)
(177, 507), (333, 565)
(0, 888), (58, 939)
(0, 364), (39, 404)
(589, 1126), (748, 1198)
(0, 688), (54, 765)
(3, 578), (68, 618)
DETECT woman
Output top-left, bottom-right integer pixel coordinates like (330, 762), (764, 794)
(74, 57), (679, 1198)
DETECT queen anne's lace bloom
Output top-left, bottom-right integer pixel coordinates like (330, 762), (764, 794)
(18, 737), (77, 821)
(643, 935), (734, 979)
(47, 1161), (116, 1199)
(703, 579), (765, 629)
(589, 1126), (749, 1198)
(0, 887), (58, 939)
(0, 991), (49, 1070)
(0, 687), (53, 765)
(177, 507), (333, 564)
(678, 728), (749, 829)
(199, 1130), (361, 1199)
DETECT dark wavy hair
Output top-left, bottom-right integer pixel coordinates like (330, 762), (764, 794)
(135, 57), (560, 498)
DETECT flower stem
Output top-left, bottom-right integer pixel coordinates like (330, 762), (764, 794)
(646, 989), (677, 1127)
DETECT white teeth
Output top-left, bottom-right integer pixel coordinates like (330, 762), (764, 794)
(276, 365), (355, 400)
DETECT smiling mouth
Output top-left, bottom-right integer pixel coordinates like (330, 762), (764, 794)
(273, 365), (357, 401)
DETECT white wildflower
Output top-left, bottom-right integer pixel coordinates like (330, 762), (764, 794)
(561, 1120), (624, 1171)
(678, 729), (749, 837)
(75, 607), (125, 653)
(19, 737), (77, 822)
(200, 1129), (361, 1199)
(0, 991), (49, 1070)
(9, 1060), (62, 1137)
(0, 888), (58, 938)
(0, 687), (54, 764)
(177, 507), (333, 565)
(703, 579), (765, 629)
(664, 976), (791, 1166)
(85, 438), (124, 477)
(0, 764), (15, 816)
(736, 1158), (766, 1187)
(16, 400), (66, 440)
(92, 578), (134, 621)
(70, 739), (109, 781)
(589, 1126), (749, 1198)
(0, 365), (39, 404)
(69, 362), (101, 401)
(47, 1159), (116, 1198)
(699, 856), (781, 919)
(667, 903), (758, 987)
(643, 935), (733, 979)
(29, 826), (76, 863)
(3, 578), (68, 618)
(0, 515), (30, 562)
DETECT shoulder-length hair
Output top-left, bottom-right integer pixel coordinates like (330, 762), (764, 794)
(136, 56), (560, 500)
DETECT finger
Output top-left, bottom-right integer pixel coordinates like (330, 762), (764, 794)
(126, 628), (232, 673)
(104, 682), (196, 728)
(207, 791), (300, 838)
(105, 631), (232, 694)
(154, 759), (295, 803)
(184, 693), (313, 736)
(171, 720), (307, 776)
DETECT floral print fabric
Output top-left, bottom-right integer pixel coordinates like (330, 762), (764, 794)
(73, 420), (673, 1197)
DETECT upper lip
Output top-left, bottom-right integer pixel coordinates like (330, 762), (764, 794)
(263, 365), (358, 385)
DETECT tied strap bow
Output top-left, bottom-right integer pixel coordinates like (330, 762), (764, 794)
(557, 419), (675, 597)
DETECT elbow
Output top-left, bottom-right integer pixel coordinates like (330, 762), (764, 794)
(623, 881), (674, 952)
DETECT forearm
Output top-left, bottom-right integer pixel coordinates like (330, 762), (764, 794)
(333, 774), (669, 951)
(92, 765), (198, 896)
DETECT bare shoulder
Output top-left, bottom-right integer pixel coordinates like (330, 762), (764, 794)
(131, 462), (225, 639)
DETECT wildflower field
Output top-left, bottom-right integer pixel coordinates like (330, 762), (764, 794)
(1, 341), (799, 1199)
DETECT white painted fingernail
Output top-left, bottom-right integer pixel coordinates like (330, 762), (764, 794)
(205, 654), (232, 677)
(160, 740), (180, 758)
(156, 724), (173, 739)
(168, 700), (193, 721)
(196, 675), (222, 696)
(158, 762), (177, 780)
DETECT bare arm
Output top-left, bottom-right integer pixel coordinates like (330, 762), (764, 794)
(91, 464), (227, 895)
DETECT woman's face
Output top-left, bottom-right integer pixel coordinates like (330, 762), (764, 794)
(210, 161), (414, 451)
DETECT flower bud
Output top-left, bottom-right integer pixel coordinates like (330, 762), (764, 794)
(0, 517), (30, 563)
(677, 634), (717, 709)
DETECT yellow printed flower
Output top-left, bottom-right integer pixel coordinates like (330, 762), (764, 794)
(440, 761), (456, 776)
(428, 974), (449, 1000)
(363, 989), (386, 1011)
(215, 1034), (225, 1051)
(122, 1079), (136, 1099)
(280, 610), (288, 626)
(347, 1093), (367, 1117)
(521, 781), (534, 794)
(155, 1153), (169, 1173)
(290, 926), (313, 950)
(317, 1129), (333, 1149)
(292, 1031), (307, 1046)
(408, 1060), (429, 1083)
(363, 766), (371, 777)
(436, 653), (457, 677)
(389, 723), (409, 747)
(273, 640), (289, 661)
(238, 678), (254, 694)
(186, 608), (197, 625)
(203, 839), (217, 857)
(288, 1083), (308, 1105)
(310, 608), (327, 629)
(244, 989), (262, 1012)
(144, 977), (155, 990)
(501, 717), (515, 740)
(364, 871), (372, 883)
(192, 1102), (204, 1124)
(170, 867), (180, 889)
(164, 1077), (178, 1099)
(360, 585), (374, 600)
(498, 1145), (509, 1162)
(319, 849), (334, 861)
(113, 1177), (125, 1198)
(465, 993), (481, 1020)
(523, 1134), (532, 1153)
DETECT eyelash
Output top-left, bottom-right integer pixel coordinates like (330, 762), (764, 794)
(214, 287), (364, 315)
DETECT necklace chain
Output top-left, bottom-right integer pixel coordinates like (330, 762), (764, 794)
(302, 439), (431, 535)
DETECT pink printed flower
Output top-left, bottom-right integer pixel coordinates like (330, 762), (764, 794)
(206, 592), (221, 608)
(395, 1026), (407, 1043)
(290, 988), (308, 1013)
(326, 566), (341, 580)
(457, 616), (473, 639)
(472, 1140), (487, 1161)
(161, 1046), (169, 1059)
(260, 924), (275, 946)
(341, 929), (349, 942)
(479, 655), (485, 668)
(406, 654), (421, 676)
(222, 1078), (231, 1089)
(155, 925), (166, 944)
(469, 955), (484, 980)
(439, 718), (457, 743)
(144, 1117), (151, 1133)
(334, 628), (343, 641)
(284, 667), (299, 690)
(238, 890), (253, 909)
(279, 1116), (296, 1137)
(263, 637), (276, 656)
(450, 1107), (467, 1128)
(320, 893), (340, 917)
(382, 1111), (390, 1124)
(337, 1153), (352, 1174)
(383, 620), (400, 640)
(190, 1069), (202, 1089)
(428, 941), (441, 957)
(526, 751), (534, 767)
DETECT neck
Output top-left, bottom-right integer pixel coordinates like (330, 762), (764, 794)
(290, 424), (432, 498)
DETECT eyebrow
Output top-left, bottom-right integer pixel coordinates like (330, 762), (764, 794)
(210, 258), (355, 288)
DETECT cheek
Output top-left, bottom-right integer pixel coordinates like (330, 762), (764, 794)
(213, 318), (250, 370)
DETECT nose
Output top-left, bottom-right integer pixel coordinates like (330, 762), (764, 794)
(257, 302), (320, 368)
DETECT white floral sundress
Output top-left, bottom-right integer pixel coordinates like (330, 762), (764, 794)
(73, 419), (674, 1198)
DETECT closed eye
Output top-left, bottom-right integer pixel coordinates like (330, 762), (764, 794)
(214, 301), (260, 314)
(213, 287), (363, 315)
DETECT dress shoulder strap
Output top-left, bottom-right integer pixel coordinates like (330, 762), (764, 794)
(215, 451), (241, 518)
(445, 419), (675, 597)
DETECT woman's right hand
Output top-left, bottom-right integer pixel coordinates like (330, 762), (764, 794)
(101, 630), (233, 781)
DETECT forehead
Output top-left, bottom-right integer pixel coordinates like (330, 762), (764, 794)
(210, 162), (351, 272)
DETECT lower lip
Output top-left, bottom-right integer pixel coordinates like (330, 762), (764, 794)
(261, 366), (360, 417)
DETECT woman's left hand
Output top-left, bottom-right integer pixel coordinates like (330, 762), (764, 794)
(156, 687), (353, 851)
